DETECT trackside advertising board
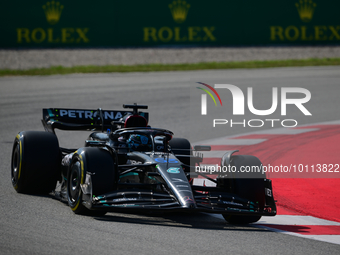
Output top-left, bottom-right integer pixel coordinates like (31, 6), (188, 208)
(0, 0), (339, 48)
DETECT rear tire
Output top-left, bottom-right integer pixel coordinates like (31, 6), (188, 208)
(11, 131), (60, 194)
(67, 147), (116, 216)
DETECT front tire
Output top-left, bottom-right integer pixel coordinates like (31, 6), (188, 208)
(221, 155), (266, 224)
(67, 147), (116, 216)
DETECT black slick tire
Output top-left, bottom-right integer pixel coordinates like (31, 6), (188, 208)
(11, 131), (60, 194)
(67, 147), (116, 216)
(222, 155), (265, 224)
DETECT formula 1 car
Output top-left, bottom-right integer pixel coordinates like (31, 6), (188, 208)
(11, 104), (276, 224)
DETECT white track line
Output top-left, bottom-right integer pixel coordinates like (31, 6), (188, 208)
(198, 138), (267, 145)
(250, 128), (319, 135)
(255, 225), (340, 246)
(210, 214), (340, 245)
(193, 120), (340, 147)
(200, 151), (236, 158)
(258, 215), (340, 226)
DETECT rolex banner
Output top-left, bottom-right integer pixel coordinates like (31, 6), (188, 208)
(0, 0), (339, 48)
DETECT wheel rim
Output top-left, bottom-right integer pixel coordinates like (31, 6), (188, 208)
(11, 143), (20, 186)
(68, 161), (81, 205)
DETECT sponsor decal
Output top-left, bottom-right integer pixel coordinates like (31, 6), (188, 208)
(183, 196), (194, 203)
(222, 201), (243, 207)
(270, 1), (340, 42)
(112, 198), (137, 202)
(56, 109), (123, 120)
(167, 167), (180, 174)
(172, 178), (186, 183)
(130, 160), (143, 165)
(17, 1), (90, 44)
(265, 188), (272, 197)
(110, 204), (139, 207)
(156, 145), (165, 151)
(155, 158), (179, 163)
(169, 0), (190, 23)
(141, 136), (148, 144)
(295, 0), (316, 23)
(43, 1), (64, 25)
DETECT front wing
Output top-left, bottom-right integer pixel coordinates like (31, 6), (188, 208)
(80, 177), (276, 216)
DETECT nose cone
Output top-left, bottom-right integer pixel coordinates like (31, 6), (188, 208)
(181, 196), (197, 209)
(188, 203), (196, 209)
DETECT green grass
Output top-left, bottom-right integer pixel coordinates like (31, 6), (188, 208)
(1, 58), (340, 76)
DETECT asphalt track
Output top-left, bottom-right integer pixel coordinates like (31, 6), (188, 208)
(1, 66), (340, 254)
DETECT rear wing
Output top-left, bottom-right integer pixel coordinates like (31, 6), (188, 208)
(42, 108), (149, 133)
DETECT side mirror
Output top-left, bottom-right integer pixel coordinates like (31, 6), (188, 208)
(194, 145), (211, 151)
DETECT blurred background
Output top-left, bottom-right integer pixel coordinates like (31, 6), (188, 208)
(1, 0), (339, 70)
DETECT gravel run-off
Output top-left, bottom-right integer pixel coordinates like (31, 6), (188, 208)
(1, 46), (340, 70)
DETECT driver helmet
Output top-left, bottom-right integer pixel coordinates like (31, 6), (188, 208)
(126, 134), (152, 151)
